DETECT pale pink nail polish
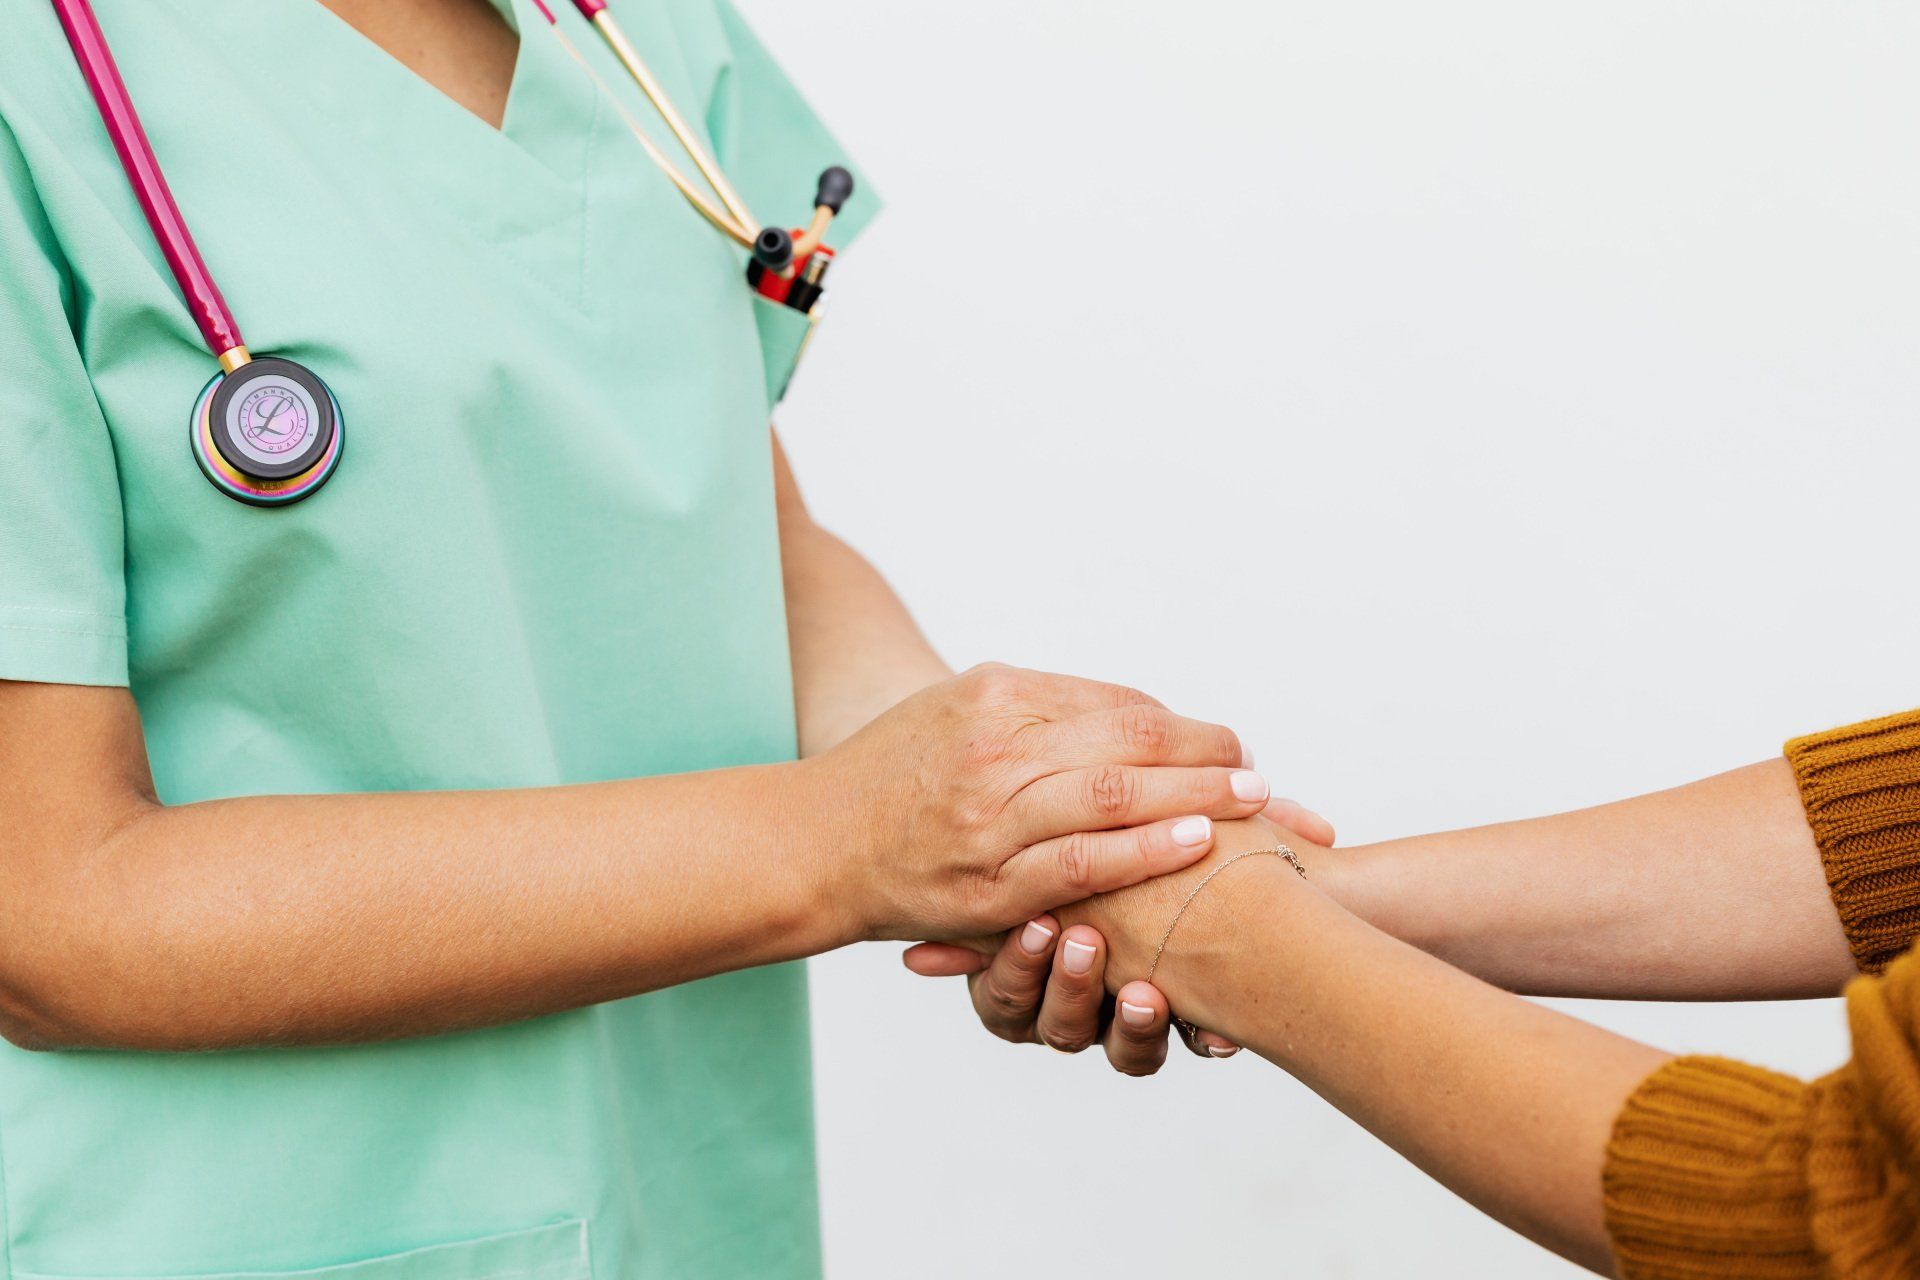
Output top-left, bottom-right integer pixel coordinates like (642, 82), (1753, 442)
(1020, 920), (1055, 955)
(1061, 939), (1097, 976)
(1171, 815), (1212, 847)
(1230, 770), (1270, 803)
(1119, 1001), (1156, 1029)
(1207, 1045), (1240, 1059)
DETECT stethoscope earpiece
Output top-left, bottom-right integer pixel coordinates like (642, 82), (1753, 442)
(191, 357), (345, 507)
(813, 167), (854, 215)
(751, 227), (795, 273)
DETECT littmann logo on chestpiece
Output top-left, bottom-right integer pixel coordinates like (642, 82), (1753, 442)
(207, 358), (337, 483)
(237, 386), (310, 455)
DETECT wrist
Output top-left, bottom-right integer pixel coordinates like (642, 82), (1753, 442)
(1149, 856), (1344, 1041)
(1146, 860), (1272, 1023)
(1314, 838), (1447, 956)
(778, 755), (883, 950)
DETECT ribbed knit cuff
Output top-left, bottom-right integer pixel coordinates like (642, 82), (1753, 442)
(1603, 1056), (1819, 1280)
(1786, 709), (1920, 974)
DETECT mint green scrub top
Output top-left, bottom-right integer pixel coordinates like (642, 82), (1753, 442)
(0, 1), (875, 1276)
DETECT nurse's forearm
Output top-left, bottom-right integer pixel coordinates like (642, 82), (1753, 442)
(773, 432), (950, 756)
(4, 670), (1273, 1052)
(1314, 760), (1856, 1000)
(6, 752), (858, 1051)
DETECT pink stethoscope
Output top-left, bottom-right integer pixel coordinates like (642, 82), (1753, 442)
(49, 0), (854, 507)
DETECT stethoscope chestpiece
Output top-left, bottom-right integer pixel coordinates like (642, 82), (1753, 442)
(191, 356), (345, 507)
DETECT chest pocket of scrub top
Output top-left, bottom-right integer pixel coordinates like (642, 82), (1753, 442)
(752, 292), (817, 407)
(12, 1220), (589, 1280)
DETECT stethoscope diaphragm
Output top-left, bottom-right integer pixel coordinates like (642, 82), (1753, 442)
(191, 358), (345, 507)
(208, 357), (337, 480)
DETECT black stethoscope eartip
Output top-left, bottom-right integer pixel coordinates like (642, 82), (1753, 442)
(814, 166), (854, 214)
(752, 226), (795, 273)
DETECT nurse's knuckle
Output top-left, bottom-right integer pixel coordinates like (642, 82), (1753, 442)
(960, 663), (1026, 708)
(1053, 832), (1102, 896)
(956, 865), (1008, 920)
(948, 767), (1013, 836)
(1211, 725), (1245, 767)
(1086, 764), (1137, 823)
(959, 728), (1015, 775)
(1117, 705), (1173, 758)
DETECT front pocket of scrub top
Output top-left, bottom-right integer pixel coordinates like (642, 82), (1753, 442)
(753, 292), (818, 408)
(14, 1220), (589, 1280)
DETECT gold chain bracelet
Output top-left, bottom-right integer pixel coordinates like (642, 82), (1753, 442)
(1145, 844), (1306, 984)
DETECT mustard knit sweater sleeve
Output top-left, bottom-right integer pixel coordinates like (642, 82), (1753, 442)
(1603, 709), (1920, 1279)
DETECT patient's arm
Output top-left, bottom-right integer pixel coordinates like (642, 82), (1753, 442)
(1316, 759), (1855, 1001)
(908, 753), (1853, 1068)
(1055, 819), (1670, 1277)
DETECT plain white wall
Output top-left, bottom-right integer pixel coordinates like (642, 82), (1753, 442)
(741, 1), (1920, 1274)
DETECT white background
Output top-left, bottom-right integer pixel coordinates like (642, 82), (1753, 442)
(742, 2), (1920, 1275)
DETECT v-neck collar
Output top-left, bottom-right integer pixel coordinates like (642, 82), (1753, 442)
(298, 0), (533, 138)
(184, 0), (591, 192)
(181, 0), (601, 228)
(154, 0), (611, 311)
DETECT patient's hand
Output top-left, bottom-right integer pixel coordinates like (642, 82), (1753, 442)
(1049, 815), (1331, 1046)
(1055, 816), (1324, 986)
(903, 800), (1333, 1072)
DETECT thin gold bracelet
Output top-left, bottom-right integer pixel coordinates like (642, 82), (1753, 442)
(1145, 844), (1306, 984)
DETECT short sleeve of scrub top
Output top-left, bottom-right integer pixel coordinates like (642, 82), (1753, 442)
(704, 0), (881, 246)
(703, 2), (881, 403)
(0, 2), (876, 1279)
(0, 116), (129, 687)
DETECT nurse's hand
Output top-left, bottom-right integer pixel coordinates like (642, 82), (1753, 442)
(899, 799), (1336, 1074)
(815, 663), (1271, 943)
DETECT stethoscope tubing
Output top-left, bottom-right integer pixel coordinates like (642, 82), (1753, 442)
(569, 0), (756, 233)
(533, 0), (755, 247)
(49, 0), (247, 364)
(531, 0), (763, 249)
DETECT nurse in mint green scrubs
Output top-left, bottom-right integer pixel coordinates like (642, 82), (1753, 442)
(0, 1), (1282, 1274)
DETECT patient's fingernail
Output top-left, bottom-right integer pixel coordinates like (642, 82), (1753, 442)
(1207, 1045), (1240, 1059)
(1020, 920), (1055, 955)
(1241, 745), (1257, 769)
(1119, 1001), (1156, 1029)
(1172, 816), (1212, 847)
(1061, 938), (1097, 976)
(1230, 770), (1270, 803)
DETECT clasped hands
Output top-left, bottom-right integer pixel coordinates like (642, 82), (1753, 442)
(805, 663), (1330, 1076)
(904, 811), (1333, 1074)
